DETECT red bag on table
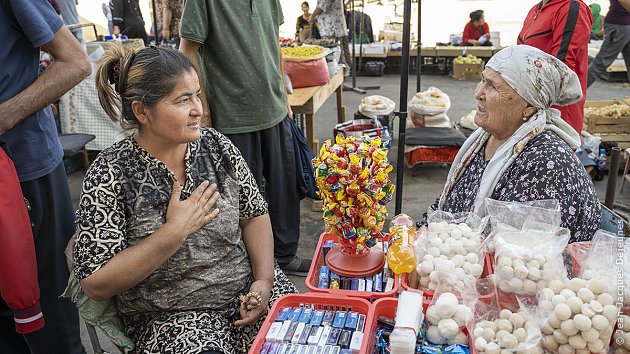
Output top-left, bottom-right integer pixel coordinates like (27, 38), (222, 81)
(283, 58), (330, 89)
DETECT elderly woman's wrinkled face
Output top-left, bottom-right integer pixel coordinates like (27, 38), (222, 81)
(474, 68), (530, 140)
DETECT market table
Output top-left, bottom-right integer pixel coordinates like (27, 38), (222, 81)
(288, 70), (346, 151)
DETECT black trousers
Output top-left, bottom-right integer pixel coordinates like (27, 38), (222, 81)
(0, 163), (84, 354)
(225, 116), (301, 266)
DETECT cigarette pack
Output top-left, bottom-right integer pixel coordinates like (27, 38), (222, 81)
(318, 326), (332, 346)
(276, 307), (292, 322)
(299, 308), (313, 323)
(344, 312), (358, 331)
(327, 327), (341, 346)
(332, 311), (347, 328)
(307, 325), (323, 345)
(288, 307), (303, 322)
(322, 310), (335, 326)
(310, 310), (325, 326)
(291, 323), (306, 344)
(266, 322), (283, 342)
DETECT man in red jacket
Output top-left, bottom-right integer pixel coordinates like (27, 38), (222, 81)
(0, 142), (45, 337)
(517, 0), (593, 134)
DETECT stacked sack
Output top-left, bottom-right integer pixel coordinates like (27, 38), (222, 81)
(407, 87), (452, 128)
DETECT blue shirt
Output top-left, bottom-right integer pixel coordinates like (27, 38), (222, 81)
(0, 0), (64, 181)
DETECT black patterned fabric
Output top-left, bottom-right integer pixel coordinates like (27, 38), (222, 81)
(73, 128), (297, 352)
(443, 131), (601, 242)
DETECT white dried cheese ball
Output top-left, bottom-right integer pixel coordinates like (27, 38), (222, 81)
(591, 314), (609, 331)
(438, 318), (460, 338)
(485, 342), (501, 354)
(513, 327), (528, 343)
(567, 278), (587, 292)
(542, 288), (556, 300)
(470, 263), (483, 277)
(527, 267), (541, 281)
(549, 280), (565, 294)
(573, 314), (592, 331)
(523, 279), (537, 293)
(552, 294), (567, 307)
(499, 309), (512, 320)
(553, 329), (569, 344)
(482, 327), (495, 342)
(567, 297), (584, 314)
(514, 265), (529, 279)
(428, 325), (446, 344)
(588, 279), (608, 295)
(500, 266), (514, 278)
(438, 232), (450, 241)
(603, 304), (619, 323)
(500, 333), (518, 349)
(597, 293), (614, 307)
(474, 336), (488, 351)
(429, 237), (443, 248)
(428, 247), (441, 257)
(509, 313), (525, 329)
(587, 338), (605, 353)
(543, 335), (559, 351)
(420, 276), (430, 288)
(581, 327), (599, 343)
(526, 259), (540, 269)
(554, 303), (572, 321)
(496, 319), (513, 333)
(560, 289), (577, 299)
(557, 343), (574, 354)
(548, 313), (562, 329)
(568, 334), (587, 349)
(448, 331), (468, 345)
(560, 319), (579, 336)
(498, 256), (512, 268)
(509, 278), (523, 291)
(577, 288), (595, 303)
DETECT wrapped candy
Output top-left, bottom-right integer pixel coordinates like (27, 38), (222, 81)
(312, 135), (394, 256)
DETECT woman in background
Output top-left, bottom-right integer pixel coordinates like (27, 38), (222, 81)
(462, 10), (491, 46)
(296, 1), (313, 42)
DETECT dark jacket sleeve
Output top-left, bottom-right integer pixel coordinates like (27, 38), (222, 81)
(110, 0), (125, 28)
(0, 147), (44, 334)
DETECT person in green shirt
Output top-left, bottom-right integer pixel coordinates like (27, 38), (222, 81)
(179, 0), (311, 276)
(589, 3), (605, 40)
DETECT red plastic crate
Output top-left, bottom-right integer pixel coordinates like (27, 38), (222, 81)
(249, 293), (373, 354)
(400, 253), (495, 302)
(567, 241), (591, 277)
(306, 233), (399, 301)
(366, 298), (474, 352)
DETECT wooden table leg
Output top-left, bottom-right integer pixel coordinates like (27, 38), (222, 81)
(306, 113), (315, 151)
(336, 85), (346, 124)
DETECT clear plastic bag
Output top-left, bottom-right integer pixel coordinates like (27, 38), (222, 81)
(408, 87), (451, 116)
(613, 313), (630, 354)
(493, 227), (570, 297)
(537, 277), (619, 354)
(578, 229), (629, 306)
(485, 199), (561, 252)
(414, 211), (488, 292)
(425, 271), (476, 346)
(471, 279), (543, 353)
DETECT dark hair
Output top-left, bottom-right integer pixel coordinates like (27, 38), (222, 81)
(470, 10), (484, 22)
(95, 44), (195, 129)
(302, 1), (309, 7)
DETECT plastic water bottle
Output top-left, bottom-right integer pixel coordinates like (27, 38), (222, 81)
(596, 148), (607, 169)
(381, 126), (392, 153)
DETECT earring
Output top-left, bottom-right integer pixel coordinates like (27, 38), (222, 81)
(522, 117), (528, 121)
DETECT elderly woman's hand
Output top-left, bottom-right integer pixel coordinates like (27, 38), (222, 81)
(234, 279), (272, 327)
(165, 181), (220, 241)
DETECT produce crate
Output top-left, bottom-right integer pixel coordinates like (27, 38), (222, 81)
(584, 98), (630, 150)
(249, 293), (372, 353)
(366, 298), (474, 353)
(452, 62), (484, 81)
(306, 233), (399, 301)
(400, 253), (494, 302)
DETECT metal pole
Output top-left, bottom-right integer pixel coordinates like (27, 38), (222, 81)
(152, 0), (159, 44)
(416, 0), (421, 92)
(605, 147), (621, 209)
(394, 0), (412, 215)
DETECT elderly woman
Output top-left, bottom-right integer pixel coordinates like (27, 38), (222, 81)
(436, 45), (600, 242)
(73, 45), (296, 353)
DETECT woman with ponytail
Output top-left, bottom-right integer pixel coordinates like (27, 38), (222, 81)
(73, 44), (297, 353)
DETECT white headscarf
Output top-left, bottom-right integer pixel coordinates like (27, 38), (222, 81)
(439, 45), (583, 214)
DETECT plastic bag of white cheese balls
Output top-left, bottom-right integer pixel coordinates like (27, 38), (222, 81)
(537, 277), (619, 354)
(472, 303), (543, 354)
(485, 199), (561, 252)
(613, 314), (630, 354)
(415, 211), (488, 292)
(493, 227), (570, 296)
(425, 271), (477, 346)
(578, 230), (630, 306)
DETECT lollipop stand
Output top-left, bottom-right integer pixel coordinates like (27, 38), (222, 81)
(325, 244), (385, 277)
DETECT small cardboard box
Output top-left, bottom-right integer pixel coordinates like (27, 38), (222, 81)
(452, 62), (484, 81)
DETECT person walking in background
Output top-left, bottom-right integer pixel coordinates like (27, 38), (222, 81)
(309, 0), (351, 70)
(110, 0), (147, 44)
(0, 0), (91, 353)
(179, 0), (310, 276)
(462, 10), (492, 46)
(589, 3), (606, 40)
(296, 1), (313, 42)
(517, 0), (593, 134)
(162, 0), (183, 45)
(588, 0), (630, 86)
(57, 0), (84, 46)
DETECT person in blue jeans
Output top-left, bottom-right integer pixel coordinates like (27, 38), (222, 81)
(0, 0), (91, 352)
(588, 0), (630, 86)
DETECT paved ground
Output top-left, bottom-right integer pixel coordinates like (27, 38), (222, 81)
(67, 73), (630, 352)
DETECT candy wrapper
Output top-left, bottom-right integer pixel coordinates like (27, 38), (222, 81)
(312, 135), (395, 256)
